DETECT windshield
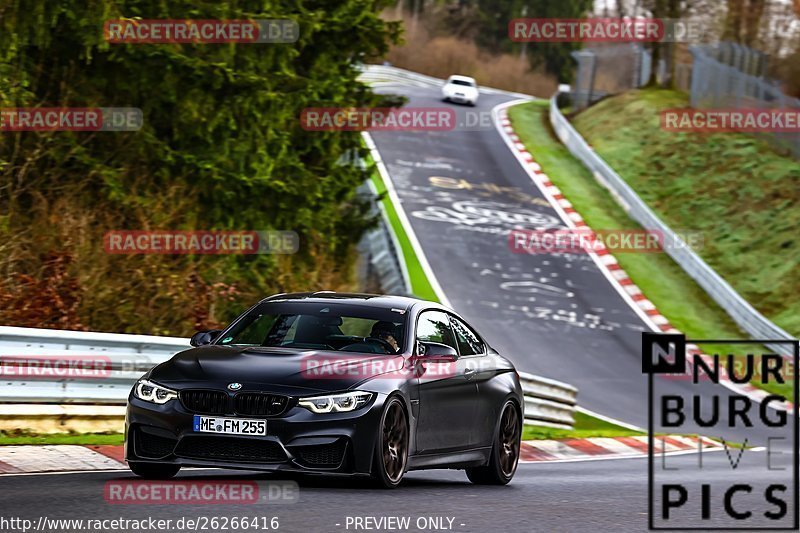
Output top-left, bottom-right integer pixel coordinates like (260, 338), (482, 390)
(217, 301), (407, 354)
(450, 79), (475, 87)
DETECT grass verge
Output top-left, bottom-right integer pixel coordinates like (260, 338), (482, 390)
(0, 431), (124, 446)
(522, 410), (644, 440)
(508, 100), (792, 399)
(572, 89), (799, 338)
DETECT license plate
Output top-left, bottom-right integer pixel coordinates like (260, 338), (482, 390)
(193, 415), (267, 436)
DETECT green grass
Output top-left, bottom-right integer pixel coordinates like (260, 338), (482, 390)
(0, 431), (124, 446)
(508, 100), (794, 399)
(366, 152), (440, 302)
(572, 89), (800, 338)
(522, 410), (644, 440)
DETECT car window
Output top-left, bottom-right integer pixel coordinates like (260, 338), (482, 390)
(450, 317), (485, 356)
(216, 301), (406, 352)
(451, 79), (474, 87)
(226, 312), (278, 345)
(416, 311), (458, 351)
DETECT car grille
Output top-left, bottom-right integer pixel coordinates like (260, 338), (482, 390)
(179, 390), (290, 416)
(295, 440), (347, 467)
(234, 393), (289, 416)
(179, 390), (229, 415)
(135, 429), (177, 459)
(175, 436), (287, 463)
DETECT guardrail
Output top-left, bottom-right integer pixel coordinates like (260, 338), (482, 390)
(357, 64), (535, 100)
(519, 372), (577, 429)
(0, 326), (577, 430)
(549, 95), (796, 357)
(357, 174), (412, 296)
(358, 64), (444, 88)
(0, 326), (187, 404)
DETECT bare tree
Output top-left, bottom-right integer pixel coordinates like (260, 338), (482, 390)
(723, 0), (769, 46)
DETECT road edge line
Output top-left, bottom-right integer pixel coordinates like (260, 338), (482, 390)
(361, 131), (452, 308)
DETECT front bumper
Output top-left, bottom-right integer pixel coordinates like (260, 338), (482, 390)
(443, 92), (477, 104)
(125, 393), (385, 475)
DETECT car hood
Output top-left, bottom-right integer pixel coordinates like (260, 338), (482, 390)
(147, 345), (407, 395)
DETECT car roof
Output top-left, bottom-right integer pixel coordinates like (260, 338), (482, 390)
(258, 291), (440, 312)
(447, 75), (476, 84)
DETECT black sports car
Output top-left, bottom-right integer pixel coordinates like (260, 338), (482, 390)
(125, 292), (523, 487)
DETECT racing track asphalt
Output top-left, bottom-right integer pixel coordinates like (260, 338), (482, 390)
(1, 82), (794, 533)
(368, 84), (794, 448)
(0, 453), (792, 532)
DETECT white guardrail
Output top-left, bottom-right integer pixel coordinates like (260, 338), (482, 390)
(519, 372), (577, 429)
(357, 64), (535, 100)
(550, 95), (797, 358)
(0, 326), (577, 429)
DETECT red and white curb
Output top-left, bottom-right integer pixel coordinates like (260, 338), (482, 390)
(0, 445), (125, 474)
(0, 437), (723, 473)
(520, 435), (724, 463)
(493, 102), (791, 412)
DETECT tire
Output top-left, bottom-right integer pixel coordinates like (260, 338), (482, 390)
(371, 396), (409, 488)
(466, 401), (521, 485)
(129, 462), (181, 479)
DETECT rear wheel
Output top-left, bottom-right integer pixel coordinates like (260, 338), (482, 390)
(371, 397), (409, 488)
(466, 401), (520, 485)
(129, 462), (181, 479)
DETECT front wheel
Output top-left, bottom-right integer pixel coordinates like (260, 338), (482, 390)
(466, 401), (521, 485)
(129, 462), (181, 479)
(371, 397), (409, 488)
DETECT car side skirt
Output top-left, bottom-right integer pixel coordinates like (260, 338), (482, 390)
(406, 447), (491, 471)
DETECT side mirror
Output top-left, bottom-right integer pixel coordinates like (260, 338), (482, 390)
(417, 341), (458, 363)
(190, 329), (222, 347)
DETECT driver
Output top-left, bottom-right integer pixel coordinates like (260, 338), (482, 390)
(370, 321), (399, 353)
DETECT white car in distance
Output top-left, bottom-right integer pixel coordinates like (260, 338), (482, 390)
(441, 75), (479, 106)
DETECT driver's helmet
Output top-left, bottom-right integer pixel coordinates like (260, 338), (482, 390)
(370, 321), (397, 341)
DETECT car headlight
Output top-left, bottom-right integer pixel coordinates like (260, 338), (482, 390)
(134, 379), (178, 404)
(298, 391), (372, 414)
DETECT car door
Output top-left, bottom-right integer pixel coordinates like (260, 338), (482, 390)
(414, 310), (478, 453)
(449, 315), (498, 448)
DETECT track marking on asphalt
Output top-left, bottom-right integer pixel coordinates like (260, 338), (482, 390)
(492, 99), (662, 336)
(362, 131), (452, 308)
